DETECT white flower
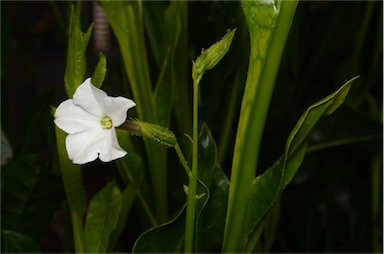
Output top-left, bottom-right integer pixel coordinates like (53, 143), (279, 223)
(54, 78), (136, 164)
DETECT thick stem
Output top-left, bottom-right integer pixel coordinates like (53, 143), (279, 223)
(222, 1), (298, 252)
(71, 210), (85, 253)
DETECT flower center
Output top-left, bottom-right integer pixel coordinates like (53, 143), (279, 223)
(101, 116), (113, 129)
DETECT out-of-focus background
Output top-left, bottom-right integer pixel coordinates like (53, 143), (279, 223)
(1, 1), (382, 253)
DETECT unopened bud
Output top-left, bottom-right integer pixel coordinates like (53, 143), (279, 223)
(132, 119), (177, 148)
(192, 28), (236, 84)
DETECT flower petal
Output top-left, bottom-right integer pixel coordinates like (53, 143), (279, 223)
(103, 96), (136, 127)
(98, 128), (127, 162)
(73, 78), (107, 118)
(65, 127), (126, 164)
(54, 99), (100, 134)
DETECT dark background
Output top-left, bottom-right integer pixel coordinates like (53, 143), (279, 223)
(1, 1), (382, 253)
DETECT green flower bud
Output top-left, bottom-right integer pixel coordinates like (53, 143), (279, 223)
(192, 28), (237, 84)
(132, 119), (177, 148)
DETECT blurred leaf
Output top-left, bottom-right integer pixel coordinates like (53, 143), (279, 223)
(54, 122), (86, 252)
(84, 181), (122, 253)
(100, 0), (153, 120)
(243, 77), (358, 252)
(116, 129), (157, 228)
(1, 155), (63, 243)
(307, 106), (382, 153)
(91, 53), (107, 88)
(64, 4), (93, 98)
(1, 6), (11, 78)
(17, 91), (54, 156)
(2, 155), (41, 230)
(55, 124), (85, 219)
(154, 1), (182, 126)
(132, 205), (186, 253)
(16, 168), (63, 242)
(2, 230), (40, 253)
(107, 184), (138, 252)
(1, 125), (13, 166)
(101, 1), (169, 222)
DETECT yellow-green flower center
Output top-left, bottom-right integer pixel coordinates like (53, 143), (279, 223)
(101, 116), (113, 129)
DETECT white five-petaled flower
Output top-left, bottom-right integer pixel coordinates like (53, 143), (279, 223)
(54, 78), (136, 164)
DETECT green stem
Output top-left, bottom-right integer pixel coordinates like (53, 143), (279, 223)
(137, 191), (158, 227)
(71, 210), (85, 253)
(55, 126), (86, 253)
(174, 143), (191, 176)
(100, 0), (168, 222)
(222, 1), (298, 252)
(116, 159), (158, 227)
(184, 79), (199, 253)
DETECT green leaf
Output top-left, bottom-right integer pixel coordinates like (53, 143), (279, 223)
(307, 105), (382, 153)
(201, 164), (230, 252)
(101, 1), (169, 222)
(195, 125), (230, 252)
(55, 125), (85, 218)
(2, 230), (40, 253)
(243, 77), (358, 252)
(223, 1), (298, 252)
(84, 181), (122, 253)
(198, 124), (217, 184)
(2, 156), (40, 231)
(15, 167), (63, 242)
(91, 52), (107, 88)
(154, 1), (182, 126)
(132, 205), (186, 253)
(54, 121), (86, 252)
(107, 184), (138, 252)
(64, 4), (93, 98)
(116, 129), (158, 228)
(100, 0), (154, 121)
(2, 154), (63, 243)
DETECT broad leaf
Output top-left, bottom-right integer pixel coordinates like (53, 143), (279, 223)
(84, 181), (122, 253)
(201, 164), (230, 252)
(132, 205), (186, 253)
(243, 77), (359, 252)
(196, 125), (230, 252)
(107, 184), (138, 252)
